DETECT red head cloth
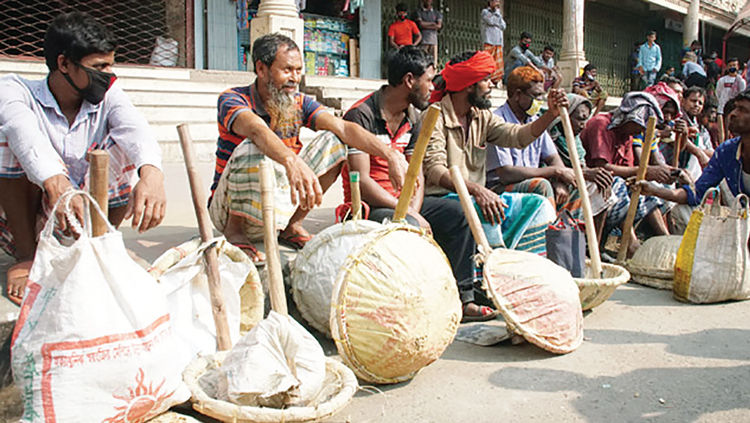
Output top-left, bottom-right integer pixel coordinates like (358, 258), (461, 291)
(429, 51), (497, 103)
(644, 82), (682, 119)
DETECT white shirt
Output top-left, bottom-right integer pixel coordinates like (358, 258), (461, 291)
(0, 74), (161, 188)
(716, 74), (747, 114)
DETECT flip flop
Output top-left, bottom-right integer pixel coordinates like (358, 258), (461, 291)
(230, 242), (266, 267)
(6, 260), (32, 306)
(279, 232), (312, 250)
(460, 303), (500, 324)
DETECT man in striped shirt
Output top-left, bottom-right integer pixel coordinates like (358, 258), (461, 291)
(208, 33), (408, 264)
(0, 12), (166, 305)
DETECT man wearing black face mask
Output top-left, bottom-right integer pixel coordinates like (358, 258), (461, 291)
(0, 12), (165, 305)
(717, 58), (746, 116)
(504, 31), (545, 82)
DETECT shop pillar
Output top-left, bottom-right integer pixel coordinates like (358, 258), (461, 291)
(557, 0), (587, 88)
(684, 0), (700, 47)
(250, 0), (304, 59)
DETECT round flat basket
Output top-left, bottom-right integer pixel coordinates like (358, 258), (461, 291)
(291, 220), (382, 336)
(484, 249), (583, 354)
(183, 352), (358, 423)
(148, 237), (265, 334)
(626, 235), (682, 287)
(331, 224), (461, 384)
(574, 262), (630, 311)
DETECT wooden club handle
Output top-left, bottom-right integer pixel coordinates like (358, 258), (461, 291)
(260, 159), (288, 316)
(89, 150), (109, 237)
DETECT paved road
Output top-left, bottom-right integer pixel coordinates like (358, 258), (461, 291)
(3, 162), (750, 422)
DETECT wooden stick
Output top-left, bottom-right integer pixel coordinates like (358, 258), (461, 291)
(350, 171), (361, 221)
(176, 124), (232, 351)
(450, 165), (492, 258)
(89, 150), (109, 237)
(616, 116), (658, 263)
(717, 114), (726, 145)
(393, 104), (441, 221)
(558, 106), (602, 278)
(260, 159), (287, 316)
(672, 132), (686, 168)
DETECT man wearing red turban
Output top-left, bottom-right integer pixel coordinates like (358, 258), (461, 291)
(421, 50), (569, 321)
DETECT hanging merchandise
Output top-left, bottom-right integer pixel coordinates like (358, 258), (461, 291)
(303, 14), (353, 77)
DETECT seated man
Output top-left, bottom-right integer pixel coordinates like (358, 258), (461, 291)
(504, 31), (546, 81)
(580, 92), (676, 257)
(572, 64), (608, 115)
(209, 33), (408, 263)
(486, 66), (577, 211)
(424, 50), (568, 320)
(539, 45), (561, 91)
(340, 46), (433, 230)
(638, 90), (750, 223)
(548, 93), (617, 243)
(0, 12), (166, 305)
(631, 82), (685, 167)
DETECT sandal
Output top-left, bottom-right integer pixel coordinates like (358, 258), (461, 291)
(460, 302), (500, 323)
(230, 242), (266, 267)
(279, 232), (312, 250)
(6, 261), (32, 306)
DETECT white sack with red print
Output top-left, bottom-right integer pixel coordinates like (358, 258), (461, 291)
(10, 190), (189, 423)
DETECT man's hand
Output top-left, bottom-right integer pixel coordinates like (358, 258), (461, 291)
(674, 119), (688, 135)
(553, 182), (570, 208)
(386, 150), (409, 194)
(43, 174), (83, 234)
(282, 155), (322, 211)
(553, 167), (577, 186)
(468, 182), (507, 225)
(635, 180), (656, 196)
(125, 165), (166, 233)
(645, 164), (678, 184)
(583, 167), (614, 194)
(546, 89), (570, 117)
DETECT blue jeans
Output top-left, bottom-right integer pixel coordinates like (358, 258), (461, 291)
(643, 70), (658, 87)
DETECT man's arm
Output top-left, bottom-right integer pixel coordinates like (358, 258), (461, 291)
(412, 22), (423, 45)
(348, 154), (399, 209)
(232, 109), (322, 209)
(389, 34), (399, 49)
(486, 89), (569, 149)
(482, 9), (502, 27)
(637, 181), (688, 204)
(655, 45), (662, 72)
(315, 112), (408, 192)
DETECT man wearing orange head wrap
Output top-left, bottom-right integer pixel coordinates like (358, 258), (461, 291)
(422, 51), (568, 321)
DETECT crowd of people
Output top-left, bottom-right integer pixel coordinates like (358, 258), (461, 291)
(3, 11), (750, 324)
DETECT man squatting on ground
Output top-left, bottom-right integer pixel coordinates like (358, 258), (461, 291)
(208, 34), (409, 264)
(422, 50), (569, 320)
(638, 90), (750, 227)
(0, 12), (166, 305)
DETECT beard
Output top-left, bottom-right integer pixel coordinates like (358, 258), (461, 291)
(265, 80), (299, 132)
(407, 86), (430, 111)
(468, 87), (492, 109)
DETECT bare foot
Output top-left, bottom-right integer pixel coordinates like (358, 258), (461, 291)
(6, 261), (32, 306)
(223, 214), (266, 265)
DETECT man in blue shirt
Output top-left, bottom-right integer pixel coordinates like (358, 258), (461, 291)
(638, 90), (750, 210)
(638, 31), (662, 87)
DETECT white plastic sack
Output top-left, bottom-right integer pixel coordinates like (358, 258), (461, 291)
(220, 311), (326, 408)
(154, 237), (253, 367)
(11, 190), (189, 422)
(149, 35), (178, 67)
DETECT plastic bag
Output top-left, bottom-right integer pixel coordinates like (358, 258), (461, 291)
(11, 190), (189, 422)
(546, 210), (586, 277)
(220, 311), (326, 408)
(674, 189), (750, 303)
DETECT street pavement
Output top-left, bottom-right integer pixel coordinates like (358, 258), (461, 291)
(3, 162), (750, 422)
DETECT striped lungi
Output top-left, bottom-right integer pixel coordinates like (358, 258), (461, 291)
(484, 44), (504, 85)
(208, 131), (346, 241)
(500, 177), (617, 220)
(0, 139), (135, 257)
(604, 176), (663, 237)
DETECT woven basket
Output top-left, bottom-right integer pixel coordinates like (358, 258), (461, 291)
(331, 224), (461, 384)
(483, 249), (583, 354)
(626, 235), (682, 290)
(183, 352), (357, 423)
(574, 262), (630, 311)
(291, 220), (382, 336)
(148, 237), (265, 334)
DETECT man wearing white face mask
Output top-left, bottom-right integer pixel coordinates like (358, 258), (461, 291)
(486, 66), (578, 213)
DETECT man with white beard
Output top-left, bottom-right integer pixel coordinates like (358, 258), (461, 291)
(209, 33), (408, 264)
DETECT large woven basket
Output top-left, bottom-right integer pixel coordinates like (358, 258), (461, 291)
(148, 237), (265, 334)
(574, 262), (630, 311)
(183, 351), (358, 423)
(331, 224), (461, 384)
(626, 235), (682, 290)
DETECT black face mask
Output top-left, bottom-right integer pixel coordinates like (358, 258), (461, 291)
(729, 67), (738, 73)
(62, 64), (117, 105)
(521, 42), (530, 50)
